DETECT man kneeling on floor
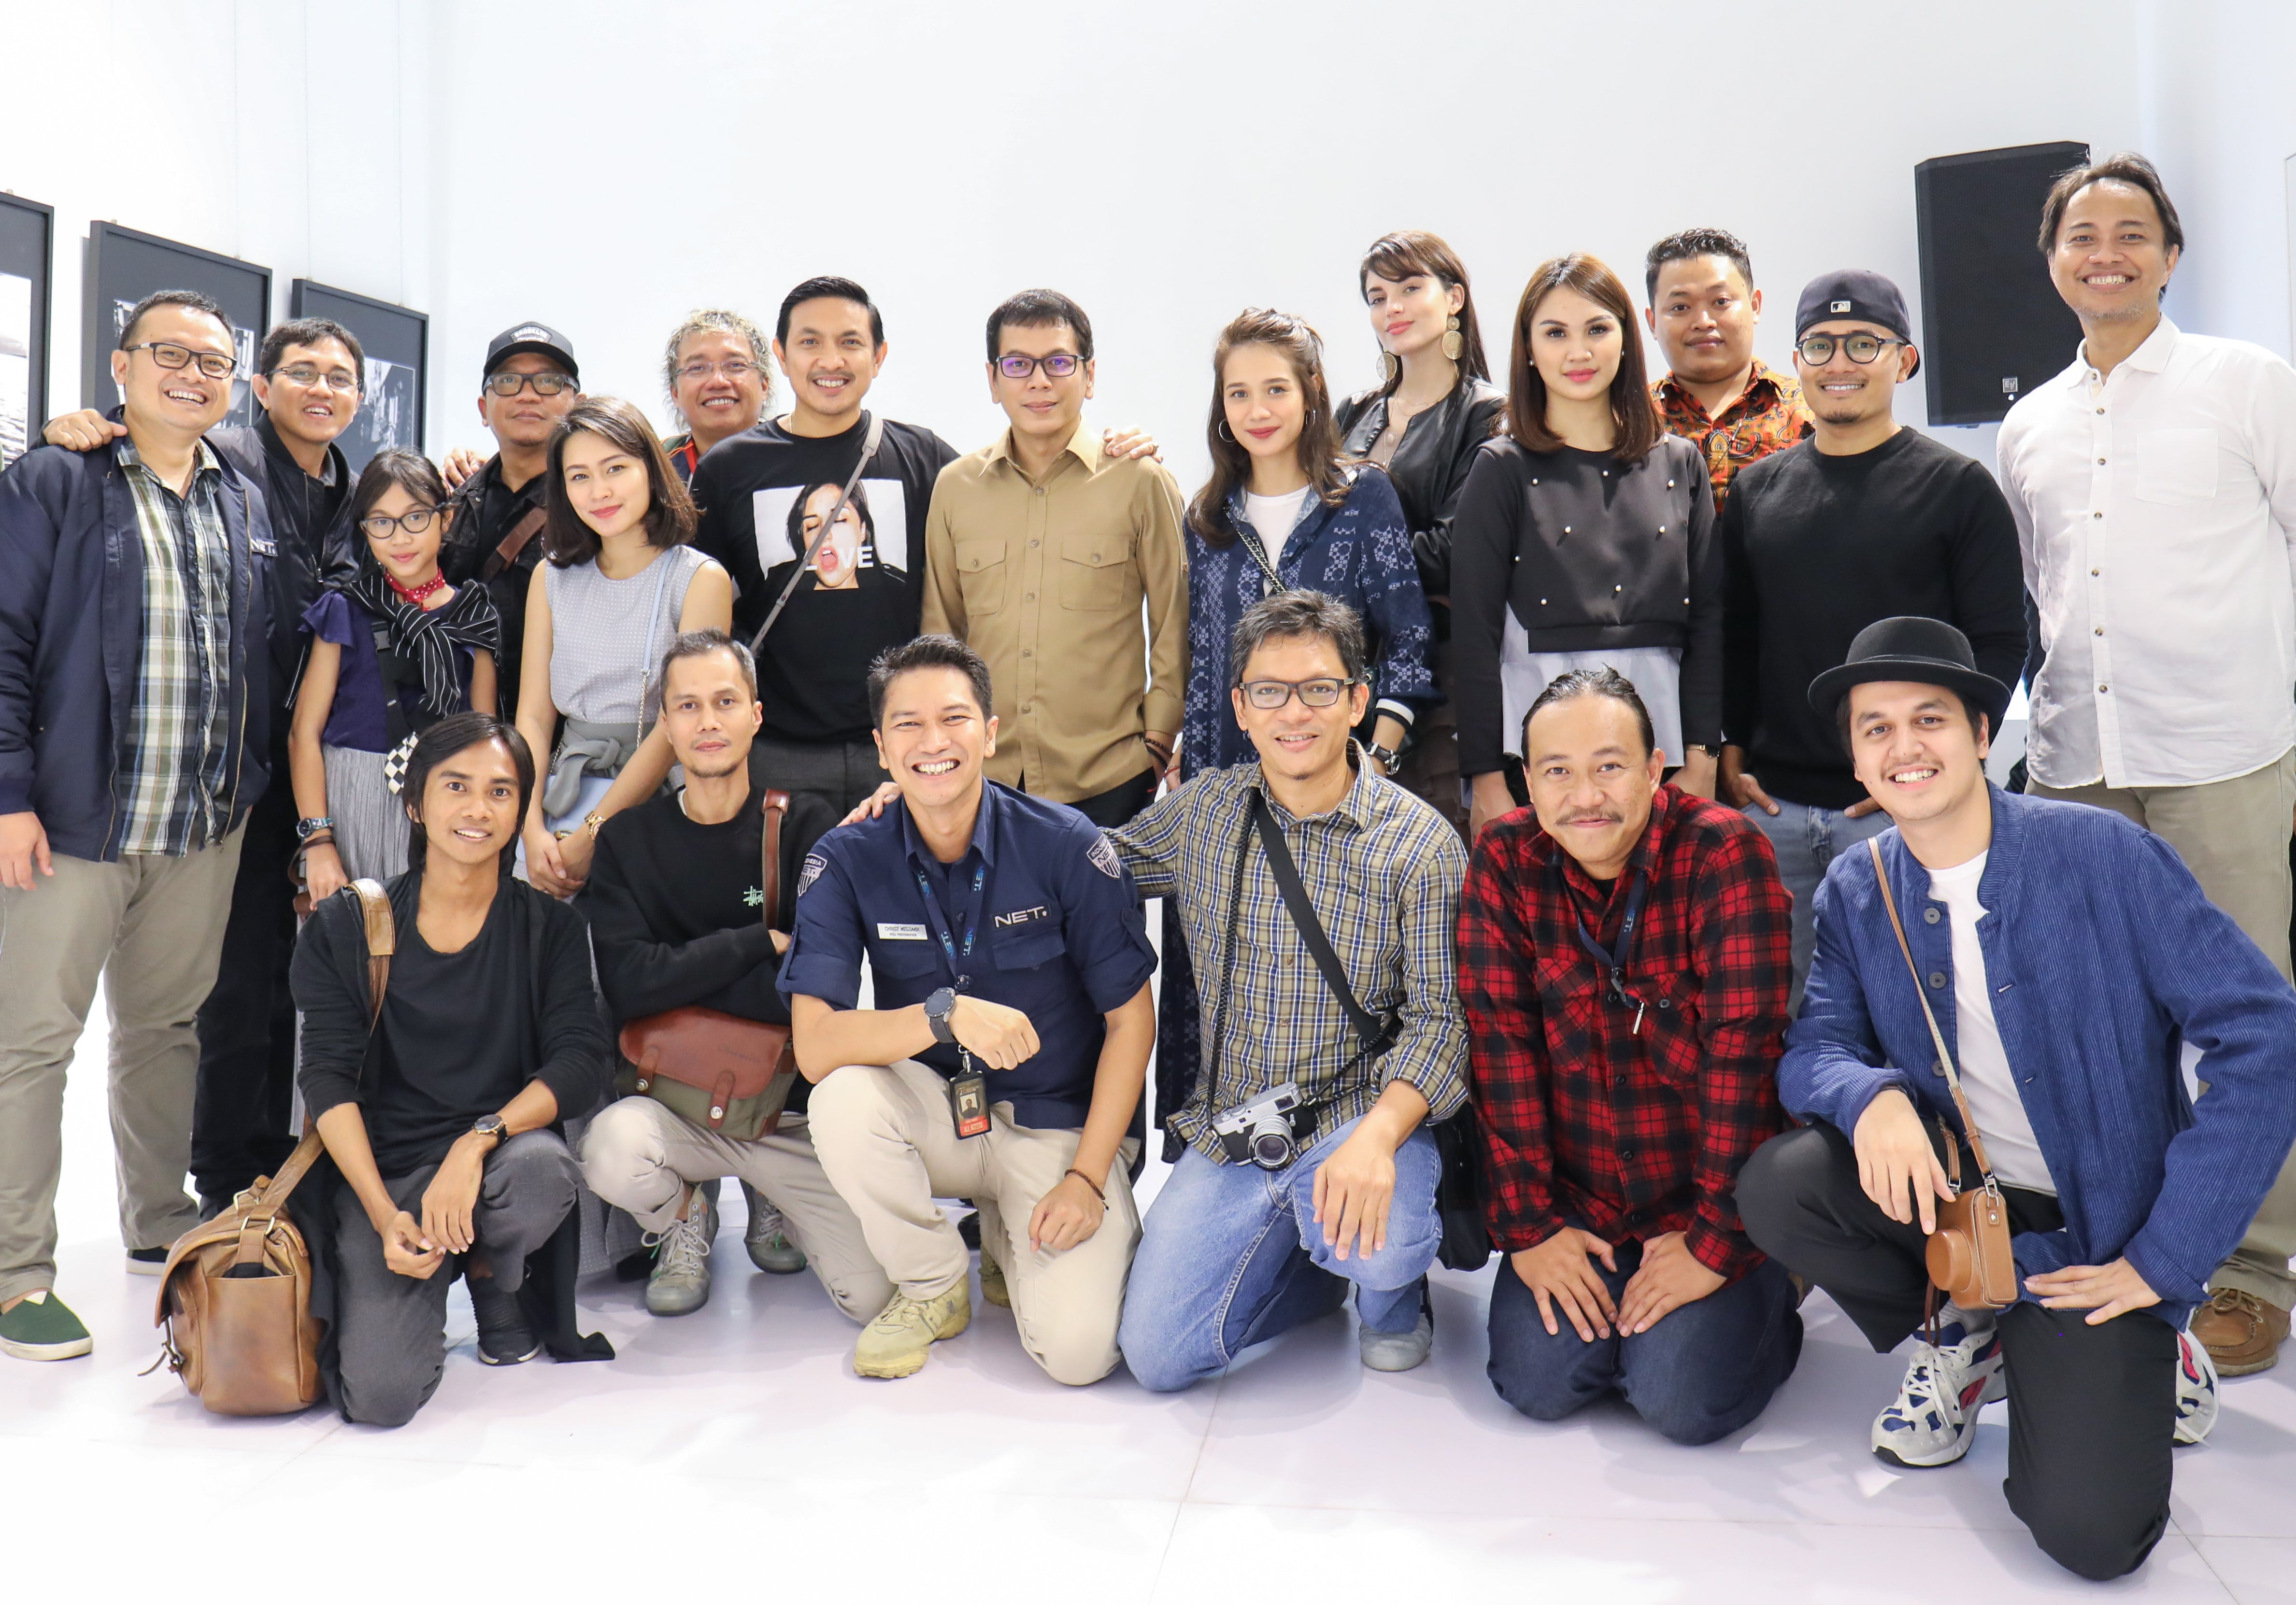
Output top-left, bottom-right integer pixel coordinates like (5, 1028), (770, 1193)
(1736, 618), (2296, 1581)
(1458, 668), (1802, 1443)
(781, 635), (1156, 1382)
(578, 630), (891, 1321)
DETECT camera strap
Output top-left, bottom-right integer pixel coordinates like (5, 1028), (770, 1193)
(1250, 791), (1398, 1118)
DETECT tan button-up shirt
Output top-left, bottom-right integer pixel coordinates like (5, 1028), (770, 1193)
(923, 422), (1187, 803)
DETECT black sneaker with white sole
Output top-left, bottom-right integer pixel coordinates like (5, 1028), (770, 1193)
(126, 1247), (169, 1276)
(467, 1278), (544, 1365)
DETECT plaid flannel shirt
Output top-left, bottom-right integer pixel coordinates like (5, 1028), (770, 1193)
(1456, 785), (1791, 1279)
(115, 438), (235, 855)
(1109, 752), (1469, 1161)
(1653, 362), (1813, 514)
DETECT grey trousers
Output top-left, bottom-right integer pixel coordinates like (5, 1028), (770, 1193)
(332, 1130), (578, 1428)
(0, 826), (245, 1303)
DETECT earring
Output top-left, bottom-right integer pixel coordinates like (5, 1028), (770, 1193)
(1441, 314), (1465, 363)
(1218, 419), (1236, 444)
(1378, 351), (1400, 387)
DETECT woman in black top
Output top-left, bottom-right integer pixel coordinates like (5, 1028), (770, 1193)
(293, 713), (610, 1426)
(1334, 231), (1507, 836)
(1450, 254), (1720, 840)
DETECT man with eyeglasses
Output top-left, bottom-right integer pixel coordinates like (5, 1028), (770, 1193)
(0, 290), (277, 1363)
(659, 310), (772, 485)
(1716, 270), (2025, 1004)
(921, 289), (1186, 829)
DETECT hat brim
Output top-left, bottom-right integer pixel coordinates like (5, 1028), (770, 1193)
(1808, 655), (2011, 734)
(484, 341), (579, 381)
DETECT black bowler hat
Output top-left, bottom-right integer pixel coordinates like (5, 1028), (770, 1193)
(483, 321), (579, 381)
(1808, 616), (2011, 732)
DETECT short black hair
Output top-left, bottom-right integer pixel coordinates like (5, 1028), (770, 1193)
(1228, 590), (1367, 688)
(2037, 151), (2185, 262)
(1643, 227), (1755, 303)
(1834, 686), (1988, 755)
(1523, 666), (1656, 758)
(985, 288), (1094, 364)
(400, 713), (534, 875)
(258, 317), (365, 391)
(659, 627), (758, 702)
(869, 633), (993, 729)
(118, 289), (230, 351)
(776, 276), (884, 347)
(350, 448), (448, 532)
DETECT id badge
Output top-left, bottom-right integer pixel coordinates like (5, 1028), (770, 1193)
(949, 1051), (990, 1140)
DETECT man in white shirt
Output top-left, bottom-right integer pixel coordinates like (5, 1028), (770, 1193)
(1997, 151), (2296, 1378)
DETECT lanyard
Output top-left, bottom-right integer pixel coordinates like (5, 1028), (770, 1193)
(1560, 859), (1652, 1033)
(913, 859), (987, 986)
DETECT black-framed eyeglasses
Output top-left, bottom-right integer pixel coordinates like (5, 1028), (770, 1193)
(1795, 332), (1905, 366)
(1237, 676), (1359, 710)
(269, 362), (359, 394)
(676, 358), (757, 384)
(482, 370), (577, 397)
(124, 341), (237, 381)
(995, 353), (1085, 381)
(360, 506), (441, 539)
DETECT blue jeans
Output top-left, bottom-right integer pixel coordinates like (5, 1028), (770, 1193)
(1486, 1242), (1803, 1445)
(1120, 1116), (1442, 1392)
(1744, 798), (1891, 1011)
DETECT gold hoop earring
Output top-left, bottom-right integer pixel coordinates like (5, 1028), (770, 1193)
(1378, 351), (1400, 387)
(1440, 314), (1465, 363)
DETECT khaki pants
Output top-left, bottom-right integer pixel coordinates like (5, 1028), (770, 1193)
(0, 827), (245, 1303)
(2031, 751), (2296, 1307)
(579, 1095), (894, 1322)
(807, 1058), (1140, 1385)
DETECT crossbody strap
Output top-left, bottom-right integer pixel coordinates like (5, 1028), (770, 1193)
(482, 505), (548, 581)
(258, 880), (397, 1214)
(759, 789), (789, 926)
(748, 413), (886, 654)
(1251, 791), (1398, 1062)
(1865, 837), (1997, 1186)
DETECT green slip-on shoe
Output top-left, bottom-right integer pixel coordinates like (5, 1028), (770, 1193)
(0, 1290), (94, 1361)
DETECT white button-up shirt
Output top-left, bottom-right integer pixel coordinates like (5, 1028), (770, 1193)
(1998, 316), (2296, 789)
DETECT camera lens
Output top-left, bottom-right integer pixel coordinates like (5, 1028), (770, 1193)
(1251, 1129), (1294, 1170)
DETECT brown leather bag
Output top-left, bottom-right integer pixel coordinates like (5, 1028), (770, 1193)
(150, 878), (398, 1414)
(616, 789), (799, 1141)
(1867, 838), (2019, 1310)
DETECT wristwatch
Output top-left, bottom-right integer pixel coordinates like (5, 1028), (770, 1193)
(924, 986), (959, 1045)
(296, 816), (335, 842)
(1692, 743), (1723, 759)
(583, 809), (609, 841)
(1364, 743), (1401, 776)
(470, 1114), (509, 1147)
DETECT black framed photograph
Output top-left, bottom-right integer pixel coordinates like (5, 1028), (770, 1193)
(84, 221), (271, 430)
(291, 279), (428, 471)
(0, 191), (54, 469)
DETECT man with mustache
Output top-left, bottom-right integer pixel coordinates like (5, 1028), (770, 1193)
(1458, 666), (1802, 1442)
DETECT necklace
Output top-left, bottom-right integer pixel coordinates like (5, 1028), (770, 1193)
(386, 570), (448, 606)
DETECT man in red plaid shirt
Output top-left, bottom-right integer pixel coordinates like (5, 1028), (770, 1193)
(1457, 666), (1802, 1443)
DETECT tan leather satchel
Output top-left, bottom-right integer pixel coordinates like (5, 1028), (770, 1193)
(616, 788), (799, 1142)
(1867, 838), (2019, 1310)
(150, 878), (398, 1414)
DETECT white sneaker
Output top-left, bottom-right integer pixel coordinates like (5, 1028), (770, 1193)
(1872, 1317), (2005, 1468)
(2175, 1327), (2221, 1446)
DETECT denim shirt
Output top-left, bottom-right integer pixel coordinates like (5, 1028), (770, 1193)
(1782, 785), (2296, 1324)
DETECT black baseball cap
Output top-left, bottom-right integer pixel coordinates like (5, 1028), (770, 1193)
(1795, 270), (1918, 375)
(483, 322), (579, 381)
(1808, 616), (2011, 735)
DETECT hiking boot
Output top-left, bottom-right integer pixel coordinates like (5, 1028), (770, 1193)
(0, 1291), (93, 1361)
(977, 1237), (1011, 1309)
(741, 1182), (806, 1275)
(2191, 1287), (2288, 1377)
(644, 1194), (716, 1317)
(1871, 1314), (2004, 1468)
(467, 1277), (543, 1365)
(1358, 1280), (1434, 1373)
(853, 1283), (971, 1379)
(2175, 1327), (2222, 1445)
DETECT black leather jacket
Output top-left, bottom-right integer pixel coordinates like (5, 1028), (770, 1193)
(1335, 375), (1506, 606)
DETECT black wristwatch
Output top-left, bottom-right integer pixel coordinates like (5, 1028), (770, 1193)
(924, 986), (958, 1044)
(470, 1114), (508, 1147)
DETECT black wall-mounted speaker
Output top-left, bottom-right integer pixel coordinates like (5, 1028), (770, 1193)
(1913, 140), (2091, 426)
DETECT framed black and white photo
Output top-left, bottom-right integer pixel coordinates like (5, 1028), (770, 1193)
(291, 279), (428, 471)
(0, 191), (54, 469)
(84, 222), (271, 430)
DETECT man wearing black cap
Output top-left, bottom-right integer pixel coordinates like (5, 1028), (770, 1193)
(440, 323), (583, 717)
(1735, 616), (2296, 1581)
(1716, 271), (2025, 1004)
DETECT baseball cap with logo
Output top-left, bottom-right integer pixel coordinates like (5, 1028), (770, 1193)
(1793, 270), (1918, 375)
(483, 322), (579, 382)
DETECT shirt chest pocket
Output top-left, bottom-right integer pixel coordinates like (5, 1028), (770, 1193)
(1058, 531), (1133, 612)
(991, 920), (1067, 973)
(2133, 426), (2219, 505)
(1636, 966), (1704, 1086)
(867, 932), (944, 982)
(954, 539), (1009, 616)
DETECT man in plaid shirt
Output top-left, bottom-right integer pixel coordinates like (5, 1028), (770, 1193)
(1458, 666), (1801, 1443)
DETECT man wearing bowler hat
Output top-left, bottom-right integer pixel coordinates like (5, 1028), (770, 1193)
(1734, 616), (2296, 1581)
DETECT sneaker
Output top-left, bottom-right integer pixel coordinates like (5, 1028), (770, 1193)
(2190, 1287), (2288, 1377)
(467, 1277), (543, 1366)
(0, 1290), (94, 1362)
(1359, 1281), (1434, 1374)
(977, 1237), (1011, 1309)
(741, 1182), (806, 1275)
(2175, 1327), (2222, 1446)
(853, 1283), (971, 1379)
(644, 1195), (716, 1318)
(1872, 1316), (2005, 1468)
(126, 1247), (168, 1276)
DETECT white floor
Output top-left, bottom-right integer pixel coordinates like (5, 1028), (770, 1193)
(6, 998), (2295, 1603)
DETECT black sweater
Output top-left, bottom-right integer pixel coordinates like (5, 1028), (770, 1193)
(1719, 429), (2027, 811)
(1450, 434), (1719, 776)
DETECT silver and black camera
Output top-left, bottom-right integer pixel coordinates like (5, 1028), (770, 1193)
(1211, 1080), (1304, 1170)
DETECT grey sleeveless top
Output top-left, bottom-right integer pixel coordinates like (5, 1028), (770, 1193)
(544, 544), (712, 725)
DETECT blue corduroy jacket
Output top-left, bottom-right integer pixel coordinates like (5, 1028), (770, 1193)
(1782, 784), (2296, 1327)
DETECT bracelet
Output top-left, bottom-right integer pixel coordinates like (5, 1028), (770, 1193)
(300, 833), (336, 852)
(1063, 1167), (1106, 1204)
(583, 809), (609, 841)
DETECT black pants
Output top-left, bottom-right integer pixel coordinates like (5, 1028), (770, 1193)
(1736, 1122), (2176, 1581)
(1063, 766), (1159, 829)
(190, 760), (300, 1207)
(750, 736), (886, 860)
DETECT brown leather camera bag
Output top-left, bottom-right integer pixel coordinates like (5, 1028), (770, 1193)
(1867, 839), (2018, 1310)
(616, 789), (799, 1141)
(150, 878), (398, 1414)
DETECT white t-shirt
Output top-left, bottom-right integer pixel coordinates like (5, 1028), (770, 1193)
(1245, 486), (1314, 572)
(1925, 852), (2056, 1194)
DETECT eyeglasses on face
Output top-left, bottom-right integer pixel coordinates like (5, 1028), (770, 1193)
(677, 359), (758, 384)
(1237, 676), (1358, 710)
(270, 362), (359, 393)
(124, 341), (237, 381)
(994, 352), (1085, 381)
(482, 370), (577, 397)
(1795, 332), (1904, 366)
(361, 506), (440, 539)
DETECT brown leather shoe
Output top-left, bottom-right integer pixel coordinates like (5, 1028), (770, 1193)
(2191, 1288), (2290, 1376)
